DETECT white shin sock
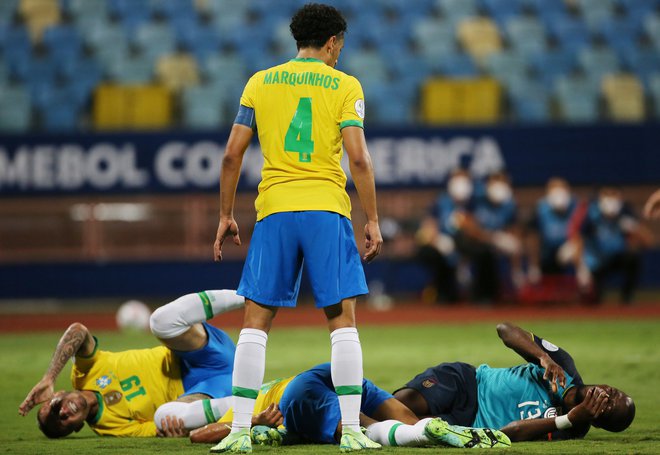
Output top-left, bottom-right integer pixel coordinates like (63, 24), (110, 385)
(230, 328), (268, 432)
(330, 327), (363, 432)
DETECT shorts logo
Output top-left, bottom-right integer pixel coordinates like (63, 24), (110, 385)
(422, 377), (438, 388)
(544, 407), (558, 418)
(355, 99), (365, 119)
(96, 375), (112, 389)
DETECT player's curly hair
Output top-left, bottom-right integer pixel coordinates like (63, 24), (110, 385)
(290, 3), (347, 50)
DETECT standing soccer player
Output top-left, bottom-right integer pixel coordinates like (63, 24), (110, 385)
(212, 3), (382, 453)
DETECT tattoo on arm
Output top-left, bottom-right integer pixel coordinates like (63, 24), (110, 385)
(44, 324), (89, 380)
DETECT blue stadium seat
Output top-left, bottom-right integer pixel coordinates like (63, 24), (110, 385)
(507, 76), (551, 122)
(578, 45), (621, 84)
(551, 19), (591, 53)
(649, 73), (660, 118)
(555, 75), (600, 123)
(620, 0), (660, 29)
(485, 50), (530, 86)
(2, 27), (31, 70)
(480, 0), (524, 28)
(177, 23), (222, 64)
(0, 0), (18, 26)
(182, 84), (227, 129)
(645, 14), (660, 49)
(108, 0), (152, 37)
(597, 17), (641, 60)
(85, 22), (128, 51)
(436, 52), (478, 77)
(149, 0), (196, 21)
(530, 50), (577, 90)
(623, 47), (660, 87)
(412, 17), (457, 60)
(108, 54), (154, 84)
(59, 58), (101, 105)
(344, 49), (389, 85)
(0, 85), (31, 132)
(574, 0), (617, 32)
(133, 22), (176, 62)
(504, 16), (547, 56)
(436, 0), (479, 26)
(42, 25), (82, 63)
(202, 53), (248, 91)
(67, 0), (108, 21)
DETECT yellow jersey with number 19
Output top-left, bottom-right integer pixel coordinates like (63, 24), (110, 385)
(240, 57), (366, 221)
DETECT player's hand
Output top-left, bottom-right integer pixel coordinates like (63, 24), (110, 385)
(643, 189), (660, 219)
(214, 217), (241, 261)
(19, 377), (54, 416)
(540, 355), (566, 393)
(157, 415), (188, 437)
(253, 403), (283, 427)
(363, 220), (383, 263)
(568, 386), (610, 424)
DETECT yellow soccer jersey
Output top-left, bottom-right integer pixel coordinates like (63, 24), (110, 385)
(71, 338), (184, 437)
(219, 376), (295, 424)
(240, 58), (366, 221)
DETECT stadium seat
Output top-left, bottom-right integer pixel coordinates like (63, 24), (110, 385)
(550, 18), (591, 54)
(181, 84), (226, 129)
(42, 25), (82, 62)
(436, 0), (479, 26)
(436, 52), (478, 77)
(202, 53), (247, 90)
(529, 49), (576, 90)
(421, 77), (502, 124)
(344, 49), (389, 85)
(412, 17), (457, 60)
(623, 47), (660, 87)
(578, 45), (621, 84)
(149, 0), (196, 21)
(507, 76), (551, 123)
(504, 16), (547, 56)
(93, 83), (172, 129)
(555, 74), (600, 123)
(645, 14), (660, 49)
(38, 93), (81, 131)
(66, 0), (107, 20)
(649, 73), (660, 118)
(133, 22), (176, 62)
(574, 0), (617, 32)
(602, 73), (645, 122)
(621, 0), (660, 29)
(0, 0), (19, 25)
(485, 50), (530, 87)
(155, 52), (199, 92)
(457, 16), (503, 65)
(2, 27), (32, 71)
(479, 0), (524, 28)
(597, 17), (641, 60)
(108, 54), (154, 84)
(19, 0), (61, 42)
(0, 85), (32, 132)
(177, 23), (223, 64)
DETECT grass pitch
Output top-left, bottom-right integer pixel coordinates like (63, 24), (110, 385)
(2, 319), (660, 454)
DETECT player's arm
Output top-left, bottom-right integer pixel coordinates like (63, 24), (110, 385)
(19, 322), (95, 416)
(643, 189), (660, 219)
(500, 387), (608, 442)
(213, 120), (254, 261)
(343, 126), (382, 262)
(496, 322), (565, 392)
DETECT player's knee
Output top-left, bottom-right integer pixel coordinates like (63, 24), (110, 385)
(149, 306), (184, 339)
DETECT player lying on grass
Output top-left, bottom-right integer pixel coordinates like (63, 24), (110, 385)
(394, 322), (635, 442)
(189, 363), (511, 451)
(18, 290), (245, 438)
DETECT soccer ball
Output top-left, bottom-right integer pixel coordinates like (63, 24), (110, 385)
(115, 300), (152, 331)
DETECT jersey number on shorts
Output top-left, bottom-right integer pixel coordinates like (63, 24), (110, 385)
(284, 97), (314, 163)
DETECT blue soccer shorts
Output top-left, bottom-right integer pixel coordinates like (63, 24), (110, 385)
(237, 211), (368, 308)
(176, 323), (236, 398)
(279, 363), (393, 444)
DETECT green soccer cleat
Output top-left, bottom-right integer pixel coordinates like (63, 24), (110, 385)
(424, 417), (512, 449)
(250, 425), (285, 447)
(209, 429), (252, 453)
(339, 427), (382, 452)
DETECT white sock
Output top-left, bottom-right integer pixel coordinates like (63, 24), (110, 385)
(365, 418), (432, 447)
(149, 290), (244, 339)
(330, 327), (363, 432)
(230, 328), (268, 433)
(154, 397), (233, 431)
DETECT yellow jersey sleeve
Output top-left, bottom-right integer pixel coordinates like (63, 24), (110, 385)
(72, 336), (101, 375)
(340, 76), (365, 130)
(92, 419), (157, 437)
(239, 72), (260, 110)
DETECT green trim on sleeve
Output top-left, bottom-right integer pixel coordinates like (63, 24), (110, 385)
(388, 422), (403, 446)
(340, 120), (364, 130)
(76, 336), (99, 359)
(90, 392), (104, 425)
(202, 399), (217, 424)
(335, 385), (363, 396)
(198, 291), (214, 320)
(232, 386), (259, 399)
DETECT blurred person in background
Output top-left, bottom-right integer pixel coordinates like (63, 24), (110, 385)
(525, 178), (580, 284)
(573, 187), (654, 304)
(643, 189), (660, 219)
(415, 168), (474, 303)
(19, 290), (244, 438)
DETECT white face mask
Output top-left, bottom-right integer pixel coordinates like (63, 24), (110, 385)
(448, 176), (473, 202)
(547, 188), (570, 211)
(487, 181), (512, 204)
(599, 196), (622, 217)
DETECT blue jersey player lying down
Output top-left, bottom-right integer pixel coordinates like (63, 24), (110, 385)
(394, 322), (635, 442)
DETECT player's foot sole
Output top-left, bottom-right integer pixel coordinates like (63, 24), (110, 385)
(424, 417), (511, 449)
(209, 429), (252, 453)
(339, 428), (382, 452)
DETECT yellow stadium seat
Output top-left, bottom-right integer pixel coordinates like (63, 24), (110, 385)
(602, 73), (645, 122)
(156, 53), (200, 92)
(421, 77), (502, 124)
(19, 0), (60, 42)
(94, 84), (172, 130)
(457, 16), (502, 66)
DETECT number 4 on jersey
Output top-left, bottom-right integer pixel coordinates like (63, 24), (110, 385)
(284, 97), (314, 162)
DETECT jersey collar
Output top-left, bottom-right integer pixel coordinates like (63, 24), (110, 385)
(290, 57), (325, 64)
(89, 391), (104, 425)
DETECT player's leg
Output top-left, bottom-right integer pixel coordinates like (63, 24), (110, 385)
(155, 396), (233, 432)
(213, 213), (302, 453)
(149, 290), (244, 351)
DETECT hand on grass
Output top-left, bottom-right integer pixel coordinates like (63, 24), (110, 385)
(19, 377), (54, 416)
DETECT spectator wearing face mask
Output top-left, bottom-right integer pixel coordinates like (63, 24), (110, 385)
(415, 169), (475, 303)
(526, 178), (580, 284)
(574, 187), (654, 304)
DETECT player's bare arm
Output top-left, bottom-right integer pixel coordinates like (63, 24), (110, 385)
(496, 322), (566, 392)
(19, 322), (95, 416)
(342, 125), (382, 262)
(500, 386), (609, 442)
(214, 124), (253, 261)
(190, 404), (283, 444)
